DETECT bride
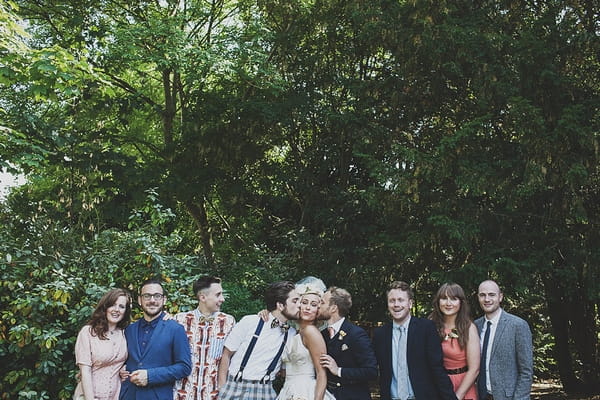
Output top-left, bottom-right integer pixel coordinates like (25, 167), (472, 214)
(277, 277), (335, 400)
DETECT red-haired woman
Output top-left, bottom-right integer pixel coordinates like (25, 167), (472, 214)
(430, 283), (480, 400)
(74, 288), (131, 400)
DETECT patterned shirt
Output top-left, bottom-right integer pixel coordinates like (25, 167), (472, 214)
(173, 310), (235, 400)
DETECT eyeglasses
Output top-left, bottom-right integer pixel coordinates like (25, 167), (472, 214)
(140, 293), (164, 300)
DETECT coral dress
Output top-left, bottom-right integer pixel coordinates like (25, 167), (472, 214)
(441, 329), (477, 400)
(276, 334), (335, 400)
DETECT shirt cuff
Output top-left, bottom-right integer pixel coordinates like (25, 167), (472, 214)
(337, 367), (342, 377)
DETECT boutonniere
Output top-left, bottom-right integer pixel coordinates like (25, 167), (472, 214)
(338, 330), (347, 340)
(341, 343), (349, 351)
(444, 328), (459, 341)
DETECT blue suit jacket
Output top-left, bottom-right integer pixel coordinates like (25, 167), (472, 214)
(323, 319), (378, 400)
(373, 317), (457, 400)
(475, 310), (533, 400)
(119, 315), (192, 400)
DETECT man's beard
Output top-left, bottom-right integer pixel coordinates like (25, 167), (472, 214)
(281, 307), (299, 321)
(318, 312), (331, 320)
(143, 305), (163, 318)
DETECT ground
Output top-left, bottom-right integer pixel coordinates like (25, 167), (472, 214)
(532, 380), (600, 400)
(368, 380), (600, 399)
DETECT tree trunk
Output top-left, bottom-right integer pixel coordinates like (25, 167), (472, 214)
(543, 274), (581, 393)
(569, 283), (600, 394)
(185, 199), (214, 269)
(162, 69), (175, 150)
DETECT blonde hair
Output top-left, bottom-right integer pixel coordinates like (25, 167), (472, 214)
(326, 287), (352, 317)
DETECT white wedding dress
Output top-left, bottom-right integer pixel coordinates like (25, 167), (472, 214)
(277, 334), (336, 400)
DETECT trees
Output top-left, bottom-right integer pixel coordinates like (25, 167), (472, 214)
(1, 0), (598, 396)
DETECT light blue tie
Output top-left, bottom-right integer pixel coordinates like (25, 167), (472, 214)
(397, 326), (409, 400)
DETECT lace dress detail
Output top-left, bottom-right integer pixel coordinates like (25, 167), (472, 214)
(276, 334), (335, 400)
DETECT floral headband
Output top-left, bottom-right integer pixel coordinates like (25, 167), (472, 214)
(296, 283), (324, 298)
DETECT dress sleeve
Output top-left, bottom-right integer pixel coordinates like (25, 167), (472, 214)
(75, 326), (93, 367)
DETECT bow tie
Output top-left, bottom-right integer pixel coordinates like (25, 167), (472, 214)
(271, 319), (289, 332)
(199, 315), (215, 324)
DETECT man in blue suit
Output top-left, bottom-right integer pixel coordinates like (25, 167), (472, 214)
(373, 281), (457, 400)
(120, 279), (192, 400)
(318, 286), (378, 400)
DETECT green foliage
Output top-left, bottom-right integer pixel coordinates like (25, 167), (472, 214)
(0, 192), (270, 399)
(1, 0), (599, 395)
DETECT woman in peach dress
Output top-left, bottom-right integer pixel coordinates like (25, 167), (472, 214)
(74, 288), (131, 400)
(430, 283), (480, 400)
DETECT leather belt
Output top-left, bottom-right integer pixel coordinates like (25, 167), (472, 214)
(445, 365), (468, 375)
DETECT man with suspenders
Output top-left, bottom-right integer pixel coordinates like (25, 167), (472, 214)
(217, 281), (300, 400)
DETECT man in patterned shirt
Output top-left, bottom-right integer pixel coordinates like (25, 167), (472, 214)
(174, 276), (236, 400)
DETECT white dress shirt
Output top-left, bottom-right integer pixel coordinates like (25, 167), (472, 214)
(224, 314), (295, 380)
(481, 309), (502, 392)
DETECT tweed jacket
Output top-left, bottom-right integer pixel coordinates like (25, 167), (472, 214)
(475, 310), (533, 400)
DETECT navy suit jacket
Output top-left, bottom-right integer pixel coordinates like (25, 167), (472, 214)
(120, 315), (192, 400)
(323, 319), (378, 400)
(373, 317), (457, 400)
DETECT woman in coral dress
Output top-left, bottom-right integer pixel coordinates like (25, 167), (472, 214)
(430, 283), (480, 400)
(74, 288), (131, 400)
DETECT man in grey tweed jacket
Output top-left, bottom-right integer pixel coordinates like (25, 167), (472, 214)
(475, 280), (533, 400)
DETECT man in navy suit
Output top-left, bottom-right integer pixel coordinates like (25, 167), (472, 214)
(373, 281), (457, 400)
(318, 287), (378, 400)
(120, 279), (192, 399)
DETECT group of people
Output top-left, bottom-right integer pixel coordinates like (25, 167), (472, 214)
(73, 276), (533, 400)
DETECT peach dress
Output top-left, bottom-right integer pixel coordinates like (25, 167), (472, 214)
(74, 325), (128, 400)
(441, 329), (477, 400)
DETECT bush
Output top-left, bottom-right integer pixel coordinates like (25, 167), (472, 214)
(0, 192), (272, 399)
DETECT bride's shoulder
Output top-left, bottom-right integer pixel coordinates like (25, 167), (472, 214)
(300, 324), (324, 341)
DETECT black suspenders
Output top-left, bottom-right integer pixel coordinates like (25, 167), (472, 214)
(233, 318), (289, 383)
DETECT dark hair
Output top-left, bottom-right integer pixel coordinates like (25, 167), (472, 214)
(87, 288), (132, 339)
(265, 281), (296, 311)
(139, 278), (165, 295)
(429, 283), (472, 348)
(193, 276), (221, 296)
(387, 281), (414, 300)
(326, 287), (352, 317)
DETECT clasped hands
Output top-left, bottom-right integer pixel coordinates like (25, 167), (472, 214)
(119, 368), (148, 386)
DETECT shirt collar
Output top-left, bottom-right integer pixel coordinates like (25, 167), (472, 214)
(393, 316), (411, 330)
(141, 313), (163, 329)
(329, 317), (345, 333)
(194, 309), (218, 319)
(268, 312), (283, 326)
(485, 308), (502, 325)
